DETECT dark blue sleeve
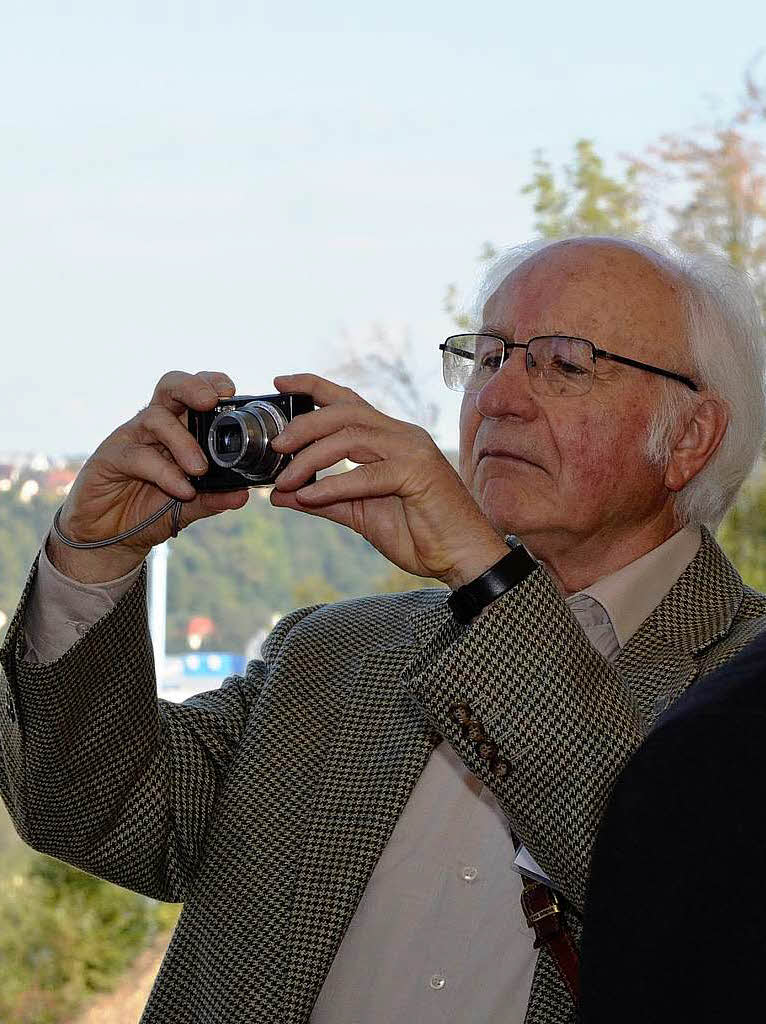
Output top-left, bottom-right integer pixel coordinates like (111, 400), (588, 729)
(581, 688), (766, 1023)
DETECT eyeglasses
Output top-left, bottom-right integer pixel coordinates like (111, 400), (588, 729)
(439, 333), (699, 397)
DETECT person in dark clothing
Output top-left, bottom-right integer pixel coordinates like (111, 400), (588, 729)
(581, 626), (766, 1022)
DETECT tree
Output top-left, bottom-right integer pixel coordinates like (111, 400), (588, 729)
(717, 462), (766, 592)
(521, 139), (644, 240)
(370, 564), (446, 595)
(634, 66), (766, 314)
(444, 242), (497, 328)
(516, 65), (766, 322)
(328, 325), (441, 435)
(292, 575), (342, 608)
(442, 140), (645, 329)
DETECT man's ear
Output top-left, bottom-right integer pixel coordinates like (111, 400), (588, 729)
(664, 397), (729, 493)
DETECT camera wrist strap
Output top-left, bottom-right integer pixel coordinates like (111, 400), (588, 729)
(52, 498), (185, 549)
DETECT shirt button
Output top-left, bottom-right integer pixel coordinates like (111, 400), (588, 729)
(461, 865), (479, 883)
(429, 973), (446, 990)
(75, 622), (89, 637)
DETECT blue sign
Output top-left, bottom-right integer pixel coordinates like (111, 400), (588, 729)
(166, 652), (247, 678)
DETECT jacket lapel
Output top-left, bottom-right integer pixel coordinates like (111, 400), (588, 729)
(614, 528), (743, 725)
(281, 594), (447, 1024)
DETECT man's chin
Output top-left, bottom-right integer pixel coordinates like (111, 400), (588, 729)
(476, 480), (538, 537)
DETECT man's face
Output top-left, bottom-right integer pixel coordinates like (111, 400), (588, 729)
(458, 240), (691, 562)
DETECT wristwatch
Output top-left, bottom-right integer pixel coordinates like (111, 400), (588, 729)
(447, 534), (538, 625)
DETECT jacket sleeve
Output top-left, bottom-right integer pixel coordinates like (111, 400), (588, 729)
(0, 553), (317, 904)
(22, 532), (143, 665)
(401, 565), (646, 912)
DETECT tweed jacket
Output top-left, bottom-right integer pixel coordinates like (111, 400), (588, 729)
(1, 528), (765, 1024)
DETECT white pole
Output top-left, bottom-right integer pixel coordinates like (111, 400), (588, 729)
(148, 542), (168, 685)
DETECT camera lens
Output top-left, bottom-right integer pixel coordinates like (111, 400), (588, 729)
(216, 425), (242, 455)
(207, 401), (289, 481)
(209, 415), (245, 467)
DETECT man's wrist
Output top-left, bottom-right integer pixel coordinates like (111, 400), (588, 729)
(447, 536), (539, 625)
(443, 540), (511, 591)
(45, 532), (145, 585)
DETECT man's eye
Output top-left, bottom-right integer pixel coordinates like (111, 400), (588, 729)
(478, 354), (502, 370)
(550, 358), (588, 376)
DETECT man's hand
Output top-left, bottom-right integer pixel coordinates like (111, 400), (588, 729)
(270, 374), (509, 589)
(48, 370), (250, 583)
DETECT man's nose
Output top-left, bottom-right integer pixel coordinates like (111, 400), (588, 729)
(474, 347), (538, 420)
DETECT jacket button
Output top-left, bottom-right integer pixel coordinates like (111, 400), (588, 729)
(466, 720), (486, 743)
(491, 758), (511, 779)
(448, 702), (472, 725)
(477, 739), (498, 761)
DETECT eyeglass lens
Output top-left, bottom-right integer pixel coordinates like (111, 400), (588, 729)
(442, 335), (596, 396)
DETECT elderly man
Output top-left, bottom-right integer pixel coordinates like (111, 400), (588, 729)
(1, 236), (765, 1024)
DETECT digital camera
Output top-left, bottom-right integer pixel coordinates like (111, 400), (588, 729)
(186, 392), (315, 492)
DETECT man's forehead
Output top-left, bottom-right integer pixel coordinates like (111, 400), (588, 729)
(482, 239), (685, 353)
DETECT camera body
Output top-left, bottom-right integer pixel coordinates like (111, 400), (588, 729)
(187, 392), (315, 492)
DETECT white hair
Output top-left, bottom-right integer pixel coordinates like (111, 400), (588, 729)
(463, 235), (766, 529)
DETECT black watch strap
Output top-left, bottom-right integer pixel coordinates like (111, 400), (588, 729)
(447, 535), (538, 625)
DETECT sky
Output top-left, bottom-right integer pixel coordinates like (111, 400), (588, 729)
(2, 0), (765, 456)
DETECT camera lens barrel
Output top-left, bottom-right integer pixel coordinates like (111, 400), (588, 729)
(208, 400), (289, 481)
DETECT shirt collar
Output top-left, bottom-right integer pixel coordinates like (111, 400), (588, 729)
(565, 525), (702, 649)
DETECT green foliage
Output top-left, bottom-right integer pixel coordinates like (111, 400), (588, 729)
(643, 123), (766, 315)
(717, 463), (766, 591)
(291, 574), (342, 608)
(520, 139), (644, 239)
(0, 821), (180, 1024)
(443, 139), (645, 328)
(444, 244), (499, 328)
(0, 493), (64, 640)
(371, 565), (448, 594)
(443, 282), (471, 329)
(164, 493), (403, 651)
(0, 485), (443, 653)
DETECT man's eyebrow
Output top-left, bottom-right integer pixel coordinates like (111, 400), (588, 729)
(480, 324), (513, 340)
(481, 325), (583, 343)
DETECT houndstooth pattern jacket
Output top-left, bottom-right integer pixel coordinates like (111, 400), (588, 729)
(1, 528), (765, 1024)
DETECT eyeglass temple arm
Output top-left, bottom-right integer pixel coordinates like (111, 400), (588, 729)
(595, 349), (699, 392)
